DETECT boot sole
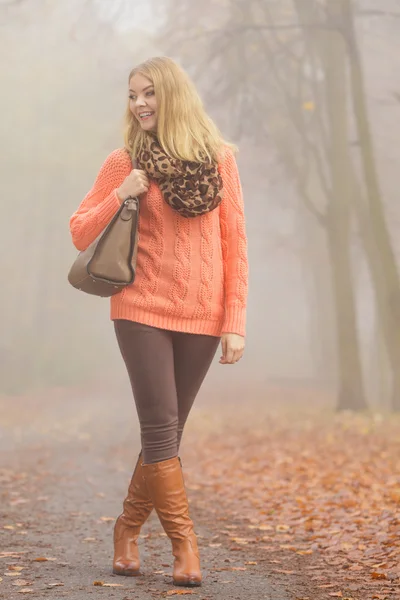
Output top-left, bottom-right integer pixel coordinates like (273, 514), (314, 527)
(173, 579), (202, 587)
(113, 568), (141, 577)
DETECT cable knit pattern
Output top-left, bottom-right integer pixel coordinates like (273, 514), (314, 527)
(165, 215), (191, 317)
(69, 147), (248, 336)
(135, 184), (164, 310)
(193, 213), (214, 321)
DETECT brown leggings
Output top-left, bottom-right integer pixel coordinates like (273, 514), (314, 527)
(114, 320), (220, 465)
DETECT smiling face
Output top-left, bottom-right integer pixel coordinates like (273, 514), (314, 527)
(129, 73), (158, 132)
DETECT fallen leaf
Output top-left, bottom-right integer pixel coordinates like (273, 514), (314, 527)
(0, 577), (2, 582)
(209, 543), (222, 548)
(5, 573), (20, 577)
(245, 561), (258, 565)
(4, 525), (15, 530)
(92, 581), (123, 587)
(272, 569), (295, 575)
(18, 590), (33, 594)
(8, 566), (24, 571)
(276, 524), (290, 532)
(371, 572), (387, 580)
(83, 537), (97, 542)
(47, 583), (64, 587)
(231, 567), (246, 571)
(33, 557), (49, 562)
(99, 517), (115, 523)
(328, 594), (343, 598)
(12, 580), (32, 587)
(296, 550), (313, 555)
(166, 591), (196, 596)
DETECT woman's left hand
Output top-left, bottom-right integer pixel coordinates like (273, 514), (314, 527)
(219, 333), (245, 365)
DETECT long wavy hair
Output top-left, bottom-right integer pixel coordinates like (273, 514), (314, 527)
(123, 56), (236, 163)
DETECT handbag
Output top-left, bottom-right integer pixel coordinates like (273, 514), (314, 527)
(68, 160), (140, 297)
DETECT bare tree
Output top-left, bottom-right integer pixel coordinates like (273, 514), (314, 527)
(159, 0), (370, 410)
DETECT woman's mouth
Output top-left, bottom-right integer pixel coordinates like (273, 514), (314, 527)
(138, 111), (154, 121)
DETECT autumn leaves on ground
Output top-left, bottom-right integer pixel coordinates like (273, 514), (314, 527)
(0, 385), (399, 600)
(185, 390), (400, 600)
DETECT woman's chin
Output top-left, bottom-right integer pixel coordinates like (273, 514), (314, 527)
(140, 120), (157, 132)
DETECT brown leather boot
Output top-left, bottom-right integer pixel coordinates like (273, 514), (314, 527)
(113, 452), (153, 576)
(141, 456), (201, 587)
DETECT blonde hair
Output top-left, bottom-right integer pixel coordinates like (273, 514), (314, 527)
(123, 56), (237, 163)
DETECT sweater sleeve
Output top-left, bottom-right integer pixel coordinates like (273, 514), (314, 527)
(69, 149), (132, 251)
(219, 148), (249, 337)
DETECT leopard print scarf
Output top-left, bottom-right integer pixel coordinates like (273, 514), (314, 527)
(136, 136), (224, 218)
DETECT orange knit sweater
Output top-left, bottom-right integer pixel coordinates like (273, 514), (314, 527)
(69, 147), (248, 337)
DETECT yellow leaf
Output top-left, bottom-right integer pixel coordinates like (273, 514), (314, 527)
(245, 561), (258, 565)
(303, 101), (315, 111)
(256, 524), (273, 531)
(99, 517), (115, 523)
(276, 525), (290, 532)
(12, 580), (32, 587)
(4, 525), (15, 530)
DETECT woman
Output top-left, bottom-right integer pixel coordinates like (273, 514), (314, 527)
(69, 56), (248, 588)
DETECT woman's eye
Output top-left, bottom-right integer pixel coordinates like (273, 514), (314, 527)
(146, 91), (154, 96)
(129, 95), (136, 101)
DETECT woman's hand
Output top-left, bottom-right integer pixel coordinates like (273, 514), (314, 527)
(116, 169), (150, 203)
(219, 333), (245, 365)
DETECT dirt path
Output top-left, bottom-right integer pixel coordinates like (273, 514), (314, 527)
(1, 384), (398, 600)
(0, 387), (293, 600)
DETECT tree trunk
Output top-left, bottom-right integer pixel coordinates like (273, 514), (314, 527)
(342, 0), (400, 411)
(323, 3), (367, 411)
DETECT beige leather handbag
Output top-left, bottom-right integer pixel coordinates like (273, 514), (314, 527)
(68, 193), (139, 298)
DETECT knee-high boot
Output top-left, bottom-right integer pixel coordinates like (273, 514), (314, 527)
(113, 452), (153, 576)
(141, 456), (201, 587)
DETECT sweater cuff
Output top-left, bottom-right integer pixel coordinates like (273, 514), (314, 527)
(95, 189), (122, 224)
(222, 305), (246, 337)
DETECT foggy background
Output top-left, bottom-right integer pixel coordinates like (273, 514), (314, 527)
(1, 0), (400, 413)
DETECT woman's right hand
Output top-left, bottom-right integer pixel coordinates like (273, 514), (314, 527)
(116, 169), (150, 203)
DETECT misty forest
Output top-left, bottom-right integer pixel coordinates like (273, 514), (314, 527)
(1, 2), (400, 600)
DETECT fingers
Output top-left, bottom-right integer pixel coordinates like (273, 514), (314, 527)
(219, 337), (245, 365)
(129, 169), (149, 195)
(220, 336), (228, 363)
